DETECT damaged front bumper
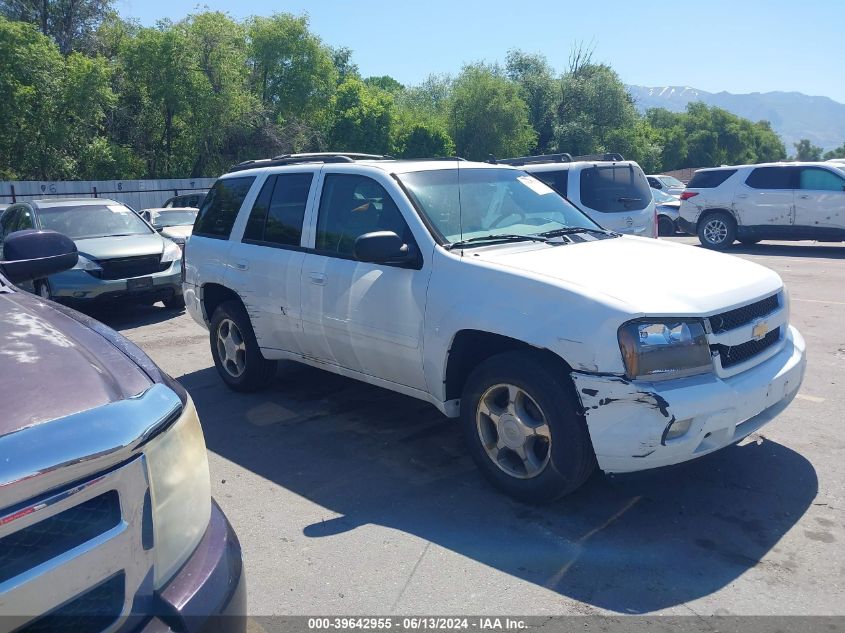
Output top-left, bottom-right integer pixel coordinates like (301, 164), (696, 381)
(571, 325), (806, 473)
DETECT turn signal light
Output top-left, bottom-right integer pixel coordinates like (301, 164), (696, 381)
(680, 191), (699, 201)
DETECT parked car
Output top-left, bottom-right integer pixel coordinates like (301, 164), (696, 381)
(647, 174), (686, 196)
(496, 153), (656, 237)
(654, 188), (682, 235)
(163, 193), (206, 209)
(677, 162), (845, 249)
(140, 207), (198, 248)
(0, 198), (184, 308)
(0, 228), (245, 632)
(183, 153), (805, 503)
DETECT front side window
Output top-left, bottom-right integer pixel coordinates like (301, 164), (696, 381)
(194, 177), (255, 239)
(38, 204), (152, 240)
(243, 173), (313, 247)
(397, 168), (599, 243)
(531, 169), (569, 197)
(580, 165), (651, 212)
(745, 167), (795, 190)
(799, 168), (845, 192)
(315, 174), (411, 256)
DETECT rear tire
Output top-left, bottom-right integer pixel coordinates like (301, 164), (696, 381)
(460, 350), (596, 503)
(210, 300), (276, 392)
(657, 216), (675, 236)
(697, 212), (736, 250)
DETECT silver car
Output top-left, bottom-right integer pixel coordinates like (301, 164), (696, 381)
(0, 198), (184, 308)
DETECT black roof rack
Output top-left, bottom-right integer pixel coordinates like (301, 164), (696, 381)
(227, 152), (392, 173)
(490, 152), (625, 166)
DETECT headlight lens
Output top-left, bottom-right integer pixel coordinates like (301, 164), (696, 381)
(618, 319), (712, 380)
(144, 396), (211, 588)
(72, 255), (102, 271)
(161, 240), (182, 263)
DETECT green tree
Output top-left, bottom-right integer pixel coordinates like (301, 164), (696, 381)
(823, 142), (845, 160)
(328, 78), (393, 154)
(793, 138), (823, 161)
(0, 0), (116, 53)
(505, 50), (559, 154)
(447, 64), (535, 161)
(364, 75), (404, 94)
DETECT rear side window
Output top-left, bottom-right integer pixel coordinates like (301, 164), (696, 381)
(579, 165), (651, 212)
(799, 168), (845, 192)
(687, 170), (736, 188)
(532, 169), (569, 197)
(745, 167), (795, 190)
(193, 177), (255, 239)
(243, 173), (313, 247)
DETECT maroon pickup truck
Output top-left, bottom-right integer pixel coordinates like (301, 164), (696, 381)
(0, 229), (245, 632)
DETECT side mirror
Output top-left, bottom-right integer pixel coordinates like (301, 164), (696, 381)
(1, 229), (78, 284)
(353, 231), (412, 265)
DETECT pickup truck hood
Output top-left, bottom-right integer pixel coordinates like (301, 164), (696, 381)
(475, 236), (783, 315)
(0, 290), (152, 436)
(75, 233), (164, 260)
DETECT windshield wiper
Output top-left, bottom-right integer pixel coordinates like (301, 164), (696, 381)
(446, 233), (548, 250)
(539, 227), (616, 238)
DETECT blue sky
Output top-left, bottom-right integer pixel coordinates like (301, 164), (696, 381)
(116, 0), (845, 103)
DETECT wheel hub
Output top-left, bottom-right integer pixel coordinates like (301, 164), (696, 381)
(498, 413), (526, 449)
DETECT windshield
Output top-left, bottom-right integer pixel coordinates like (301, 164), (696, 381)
(38, 204), (153, 240)
(659, 175), (685, 188)
(150, 209), (197, 227)
(397, 168), (600, 243)
(652, 189), (678, 203)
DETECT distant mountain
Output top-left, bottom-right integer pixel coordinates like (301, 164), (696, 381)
(627, 85), (845, 152)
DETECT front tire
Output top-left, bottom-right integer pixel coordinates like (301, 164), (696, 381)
(210, 300), (276, 392)
(657, 216), (675, 236)
(460, 350), (596, 503)
(697, 212), (736, 250)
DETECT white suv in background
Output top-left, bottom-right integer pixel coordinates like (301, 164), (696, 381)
(496, 153), (656, 237)
(183, 153), (805, 502)
(647, 174), (686, 196)
(678, 162), (845, 249)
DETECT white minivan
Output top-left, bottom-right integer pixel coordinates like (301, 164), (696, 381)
(497, 154), (656, 238)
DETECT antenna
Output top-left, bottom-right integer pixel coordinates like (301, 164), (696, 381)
(456, 157), (463, 251)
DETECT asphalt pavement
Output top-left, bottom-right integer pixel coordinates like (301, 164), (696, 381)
(99, 236), (845, 617)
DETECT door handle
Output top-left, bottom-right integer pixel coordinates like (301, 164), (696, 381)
(735, 194), (748, 199)
(233, 260), (249, 271)
(799, 195), (810, 199)
(309, 272), (327, 286)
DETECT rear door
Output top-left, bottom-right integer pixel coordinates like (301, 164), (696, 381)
(795, 166), (845, 231)
(224, 170), (316, 353)
(735, 167), (796, 228)
(570, 163), (655, 236)
(298, 170), (429, 390)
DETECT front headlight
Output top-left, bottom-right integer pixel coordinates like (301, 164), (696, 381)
(144, 396), (211, 588)
(618, 319), (712, 381)
(72, 255), (102, 272)
(161, 240), (182, 263)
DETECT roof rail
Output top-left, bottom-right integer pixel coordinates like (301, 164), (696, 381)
(227, 152), (392, 173)
(571, 152), (625, 162)
(490, 153), (573, 166)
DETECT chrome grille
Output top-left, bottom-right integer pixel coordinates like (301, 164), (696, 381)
(0, 491), (121, 584)
(88, 255), (167, 280)
(712, 327), (781, 368)
(708, 293), (780, 333)
(17, 573), (124, 633)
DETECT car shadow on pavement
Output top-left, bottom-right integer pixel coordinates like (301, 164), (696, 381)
(724, 243), (845, 259)
(76, 302), (185, 329)
(181, 362), (818, 615)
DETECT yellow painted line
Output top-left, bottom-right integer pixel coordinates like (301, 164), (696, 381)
(792, 298), (845, 306)
(796, 393), (826, 403)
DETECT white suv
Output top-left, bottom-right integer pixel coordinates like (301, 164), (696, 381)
(184, 153), (805, 502)
(497, 153), (656, 237)
(678, 162), (845, 249)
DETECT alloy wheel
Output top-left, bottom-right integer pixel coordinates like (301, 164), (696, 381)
(216, 318), (247, 378)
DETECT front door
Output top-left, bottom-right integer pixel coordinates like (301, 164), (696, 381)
(735, 166), (797, 228)
(795, 166), (845, 231)
(299, 172), (429, 391)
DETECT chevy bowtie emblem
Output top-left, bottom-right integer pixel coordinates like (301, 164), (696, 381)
(751, 320), (769, 341)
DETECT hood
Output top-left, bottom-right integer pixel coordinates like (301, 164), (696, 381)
(160, 225), (193, 239)
(75, 233), (164, 260)
(0, 291), (152, 436)
(473, 236), (782, 315)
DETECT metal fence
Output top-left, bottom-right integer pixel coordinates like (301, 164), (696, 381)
(0, 178), (217, 210)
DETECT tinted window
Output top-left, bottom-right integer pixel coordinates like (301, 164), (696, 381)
(579, 165), (651, 212)
(38, 204), (152, 240)
(316, 175), (410, 257)
(243, 173), (313, 246)
(194, 177), (255, 239)
(687, 169), (737, 188)
(647, 176), (661, 188)
(745, 167), (795, 190)
(532, 169), (568, 197)
(799, 168), (845, 192)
